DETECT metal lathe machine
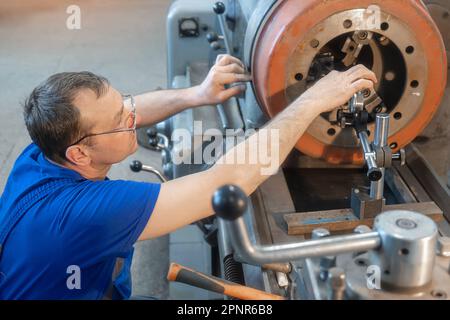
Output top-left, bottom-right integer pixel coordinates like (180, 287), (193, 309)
(133, 0), (450, 300)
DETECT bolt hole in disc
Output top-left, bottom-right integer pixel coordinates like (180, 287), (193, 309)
(343, 19), (352, 29)
(381, 22), (390, 31)
(406, 45), (415, 54)
(327, 128), (336, 136)
(399, 248), (409, 255)
(295, 73), (304, 81)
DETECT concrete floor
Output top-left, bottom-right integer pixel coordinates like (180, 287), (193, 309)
(0, 0), (172, 299)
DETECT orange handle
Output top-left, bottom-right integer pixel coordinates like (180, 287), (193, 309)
(167, 263), (286, 300)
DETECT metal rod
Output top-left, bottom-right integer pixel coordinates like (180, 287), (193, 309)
(370, 114), (390, 199)
(215, 6), (245, 131)
(217, 14), (232, 54)
(370, 168), (385, 199)
(226, 217), (381, 265)
(141, 165), (168, 182)
(373, 113), (389, 147)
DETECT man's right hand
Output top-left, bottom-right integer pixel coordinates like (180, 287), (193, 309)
(297, 64), (378, 115)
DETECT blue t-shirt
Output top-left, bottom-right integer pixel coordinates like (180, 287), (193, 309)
(0, 143), (160, 299)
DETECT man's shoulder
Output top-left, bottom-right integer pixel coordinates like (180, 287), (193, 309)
(1, 143), (75, 213)
(1, 142), (161, 217)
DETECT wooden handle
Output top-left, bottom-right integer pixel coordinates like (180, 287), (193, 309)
(167, 263), (285, 300)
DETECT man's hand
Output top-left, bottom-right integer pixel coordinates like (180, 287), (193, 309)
(194, 54), (252, 105)
(297, 64), (378, 115)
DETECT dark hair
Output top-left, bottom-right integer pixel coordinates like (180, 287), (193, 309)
(23, 71), (110, 163)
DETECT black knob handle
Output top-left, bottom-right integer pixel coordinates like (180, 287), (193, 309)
(210, 41), (221, 51)
(212, 185), (248, 221)
(148, 137), (159, 148)
(367, 168), (382, 182)
(130, 160), (143, 172)
(146, 127), (157, 139)
(206, 32), (219, 43)
(213, 2), (226, 15)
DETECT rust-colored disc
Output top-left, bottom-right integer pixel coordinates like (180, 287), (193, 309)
(252, 0), (447, 164)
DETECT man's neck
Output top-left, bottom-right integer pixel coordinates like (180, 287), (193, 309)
(46, 156), (111, 181)
(70, 165), (111, 181)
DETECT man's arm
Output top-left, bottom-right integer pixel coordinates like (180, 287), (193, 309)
(135, 55), (251, 127)
(138, 65), (377, 240)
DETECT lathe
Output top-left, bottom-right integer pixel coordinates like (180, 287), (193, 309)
(133, 0), (450, 300)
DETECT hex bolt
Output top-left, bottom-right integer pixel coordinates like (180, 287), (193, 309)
(319, 256), (337, 281)
(310, 39), (320, 48)
(327, 267), (346, 300)
(437, 237), (450, 257)
(362, 89), (371, 98)
(358, 31), (368, 40)
(312, 228), (330, 240)
(354, 225), (372, 234)
(311, 228), (336, 281)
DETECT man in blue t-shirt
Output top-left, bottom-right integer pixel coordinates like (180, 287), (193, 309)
(0, 54), (376, 299)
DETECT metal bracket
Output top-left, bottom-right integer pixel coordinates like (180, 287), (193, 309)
(351, 188), (385, 219)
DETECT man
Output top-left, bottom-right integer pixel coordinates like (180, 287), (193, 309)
(0, 54), (376, 299)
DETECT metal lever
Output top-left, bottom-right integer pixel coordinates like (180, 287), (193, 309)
(130, 160), (168, 182)
(347, 92), (407, 200)
(370, 113), (389, 199)
(213, 2), (232, 53)
(212, 185), (381, 264)
(358, 130), (383, 182)
(213, 185), (438, 290)
(208, 2), (246, 131)
(349, 92), (383, 183)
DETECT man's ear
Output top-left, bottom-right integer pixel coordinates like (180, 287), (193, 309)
(135, 112), (142, 128)
(65, 145), (91, 166)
